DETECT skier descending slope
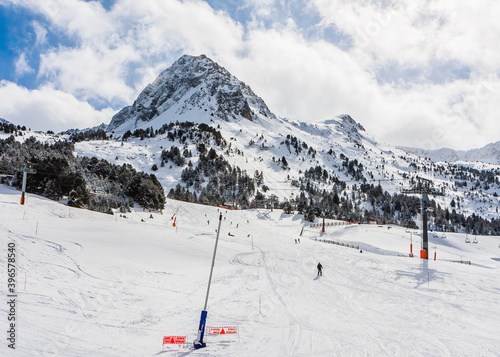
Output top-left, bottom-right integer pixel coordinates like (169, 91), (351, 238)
(317, 262), (323, 277)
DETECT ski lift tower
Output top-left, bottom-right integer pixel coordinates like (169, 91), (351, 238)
(401, 177), (444, 259)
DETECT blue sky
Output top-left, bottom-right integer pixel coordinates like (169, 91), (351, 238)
(0, 0), (499, 150)
(0, 5), (30, 83)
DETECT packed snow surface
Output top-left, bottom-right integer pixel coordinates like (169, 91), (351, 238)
(1, 185), (499, 356)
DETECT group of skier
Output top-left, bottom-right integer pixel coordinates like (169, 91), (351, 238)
(294, 237), (323, 277)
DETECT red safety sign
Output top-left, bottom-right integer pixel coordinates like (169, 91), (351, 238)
(163, 336), (186, 344)
(208, 326), (238, 335)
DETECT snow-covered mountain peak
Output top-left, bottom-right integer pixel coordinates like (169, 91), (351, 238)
(310, 114), (369, 149)
(317, 114), (365, 134)
(109, 54), (276, 132)
(337, 114), (365, 132)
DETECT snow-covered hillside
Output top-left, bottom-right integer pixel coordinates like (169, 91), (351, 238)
(72, 110), (500, 223)
(1, 185), (500, 356)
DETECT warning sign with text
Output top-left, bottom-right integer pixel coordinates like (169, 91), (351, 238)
(208, 326), (238, 335)
(163, 336), (186, 344)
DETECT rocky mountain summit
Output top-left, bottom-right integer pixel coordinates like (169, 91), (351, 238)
(109, 55), (275, 131)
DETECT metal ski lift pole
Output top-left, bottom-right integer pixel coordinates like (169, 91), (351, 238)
(194, 213), (223, 349)
(20, 165), (37, 205)
(422, 193), (429, 259)
(407, 230), (413, 257)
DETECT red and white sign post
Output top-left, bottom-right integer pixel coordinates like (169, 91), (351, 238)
(162, 336), (187, 349)
(208, 326), (238, 335)
(206, 326), (240, 342)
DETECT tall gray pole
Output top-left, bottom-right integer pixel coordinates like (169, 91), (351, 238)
(21, 169), (27, 205)
(422, 194), (429, 259)
(194, 213), (223, 349)
(203, 213), (223, 310)
(20, 166), (36, 205)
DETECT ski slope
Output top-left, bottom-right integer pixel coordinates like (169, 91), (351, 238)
(1, 184), (499, 356)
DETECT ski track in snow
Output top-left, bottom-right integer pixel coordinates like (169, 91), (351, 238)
(1, 185), (500, 356)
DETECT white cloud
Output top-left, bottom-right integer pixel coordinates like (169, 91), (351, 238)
(311, 0), (500, 76)
(39, 44), (140, 106)
(368, 78), (500, 150)
(14, 52), (34, 76)
(0, 80), (114, 132)
(32, 20), (48, 46)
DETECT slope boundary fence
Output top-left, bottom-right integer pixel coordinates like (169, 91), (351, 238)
(310, 221), (349, 228)
(314, 238), (359, 250)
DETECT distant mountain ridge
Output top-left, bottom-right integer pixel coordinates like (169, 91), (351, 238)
(400, 141), (500, 165)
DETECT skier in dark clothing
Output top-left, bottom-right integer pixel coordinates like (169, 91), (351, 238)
(317, 262), (323, 277)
